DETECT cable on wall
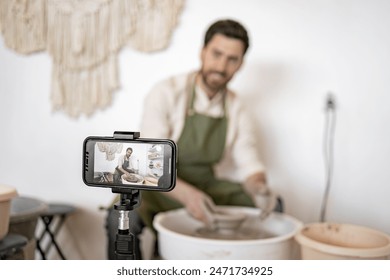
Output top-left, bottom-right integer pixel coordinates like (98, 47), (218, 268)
(320, 93), (337, 222)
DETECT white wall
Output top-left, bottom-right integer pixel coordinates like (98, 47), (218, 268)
(1, 0), (389, 259)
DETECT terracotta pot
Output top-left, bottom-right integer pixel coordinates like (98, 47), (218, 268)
(295, 223), (390, 260)
(0, 185), (18, 240)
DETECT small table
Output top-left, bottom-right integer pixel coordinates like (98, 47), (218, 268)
(36, 203), (76, 260)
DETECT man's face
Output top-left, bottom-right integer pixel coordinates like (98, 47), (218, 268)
(200, 34), (245, 94)
(126, 149), (132, 158)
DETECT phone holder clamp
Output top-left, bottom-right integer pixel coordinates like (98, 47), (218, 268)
(113, 131), (140, 140)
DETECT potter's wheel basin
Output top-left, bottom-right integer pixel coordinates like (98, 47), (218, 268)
(153, 206), (303, 259)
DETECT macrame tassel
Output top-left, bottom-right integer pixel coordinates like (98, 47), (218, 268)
(50, 63), (63, 110)
(0, 0), (46, 54)
(129, 0), (184, 53)
(47, 0), (134, 117)
(51, 55), (119, 117)
(47, 0), (136, 69)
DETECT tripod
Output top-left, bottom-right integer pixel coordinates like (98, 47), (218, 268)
(112, 188), (141, 260)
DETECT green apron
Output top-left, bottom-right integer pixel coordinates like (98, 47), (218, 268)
(138, 76), (254, 229)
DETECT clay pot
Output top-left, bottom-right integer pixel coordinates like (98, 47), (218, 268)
(295, 223), (390, 260)
(0, 185), (18, 240)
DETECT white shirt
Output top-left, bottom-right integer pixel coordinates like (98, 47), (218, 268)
(140, 71), (265, 182)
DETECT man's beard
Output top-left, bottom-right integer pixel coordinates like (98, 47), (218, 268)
(200, 69), (229, 93)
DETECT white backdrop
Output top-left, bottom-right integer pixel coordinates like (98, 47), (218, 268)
(1, 0), (390, 259)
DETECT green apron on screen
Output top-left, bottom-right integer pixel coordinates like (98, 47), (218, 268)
(138, 75), (254, 229)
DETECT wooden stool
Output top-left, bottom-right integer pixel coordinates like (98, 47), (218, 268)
(36, 203), (76, 260)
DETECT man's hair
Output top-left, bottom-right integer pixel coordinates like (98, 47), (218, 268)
(204, 19), (249, 54)
(126, 147), (133, 152)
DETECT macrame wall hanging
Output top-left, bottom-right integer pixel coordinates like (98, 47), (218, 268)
(97, 142), (123, 161)
(0, 0), (46, 54)
(129, 0), (184, 53)
(0, 0), (185, 118)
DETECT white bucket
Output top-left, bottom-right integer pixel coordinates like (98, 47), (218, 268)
(295, 223), (390, 260)
(0, 185), (18, 240)
(153, 206), (303, 260)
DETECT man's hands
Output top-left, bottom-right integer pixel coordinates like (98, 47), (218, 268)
(243, 172), (269, 195)
(163, 178), (215, 226)
(165, 172), (277, 225)
(244, 172), (277, 219)
(183, 187), (216, 226)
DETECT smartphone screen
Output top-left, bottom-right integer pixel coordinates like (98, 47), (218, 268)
(83, 137), (176, 192)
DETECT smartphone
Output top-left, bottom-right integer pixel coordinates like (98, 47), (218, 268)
(83, 136), (177, 192)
